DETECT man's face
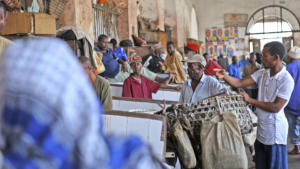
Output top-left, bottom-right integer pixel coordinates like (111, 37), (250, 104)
(249, 54), (256, 64)
(232, 57), (237, 64)
(167, 44), (175, 55)
(262, 47), (277, 69)
(130, 62), (142, 74)
(204, 54), (209, 62)
(242, 55), (246, 60)
(80, 63), (93, 81)
(188, 63), (203, 81)
(0, 7), (6, 32)
(155, 47), (163, 56)
(98, 37), (109, 50)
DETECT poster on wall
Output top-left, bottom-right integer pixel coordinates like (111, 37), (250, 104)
(205, 29), (211, 43)
(205, 26), (243, 57)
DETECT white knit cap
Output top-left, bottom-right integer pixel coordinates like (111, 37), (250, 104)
(288, 46), (300, 59)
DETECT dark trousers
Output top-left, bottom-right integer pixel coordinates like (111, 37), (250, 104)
(254, 140), (288, 169)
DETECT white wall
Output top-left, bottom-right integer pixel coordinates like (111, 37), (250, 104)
(134, 0), (300, 48)
(194, 0), (300, 42)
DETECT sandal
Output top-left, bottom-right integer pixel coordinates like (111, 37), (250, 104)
(288, 146), (300, 155)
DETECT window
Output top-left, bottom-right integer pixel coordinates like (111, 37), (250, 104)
(246, 5), (299, 52)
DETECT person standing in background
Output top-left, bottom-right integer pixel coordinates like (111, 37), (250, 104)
(228, 56), (242, 79)
(243, 52), (261, 101)
(285, 46), (300, 155)
(238, 54), (249, 71)
(203, 52), (223, 76)
(160, 41), (187, 83)
(217, 54), (229, 70)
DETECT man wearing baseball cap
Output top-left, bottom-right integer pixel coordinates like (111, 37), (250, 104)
(285, 46), (300, 155)
(122, 54), (181, 99)
(179, 54), (227, 104)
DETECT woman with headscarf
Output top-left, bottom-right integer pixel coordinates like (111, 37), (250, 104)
(0, 38), (166, 169)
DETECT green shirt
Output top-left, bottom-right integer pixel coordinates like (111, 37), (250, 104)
(93, 76), (113, 110)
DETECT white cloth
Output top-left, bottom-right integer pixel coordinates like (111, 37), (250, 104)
(251, 67), (294, 145)
(179, 74), (227, 104)
(143, 56), (152, 67)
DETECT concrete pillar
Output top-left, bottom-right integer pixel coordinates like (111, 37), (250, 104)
(59, 0), (94, 42)
(117, 0), (130, 40)
(128, 0), (138, 37)
(116, 0), (138, 40)
(157, 0), (165, 31)
(175, 0), (185, 48)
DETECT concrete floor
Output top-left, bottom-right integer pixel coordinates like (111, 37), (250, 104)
(287, 144), (300, 169)
(288, 154), (300, 169)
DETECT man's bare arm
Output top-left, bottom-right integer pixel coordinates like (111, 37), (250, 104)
(240, 92), (287, 113)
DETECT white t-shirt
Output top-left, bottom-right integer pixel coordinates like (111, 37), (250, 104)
(251, 67), (294, 145)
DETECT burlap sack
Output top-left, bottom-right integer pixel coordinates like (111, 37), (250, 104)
(201, 111), (248, 169)
(172, 120), (196, 169)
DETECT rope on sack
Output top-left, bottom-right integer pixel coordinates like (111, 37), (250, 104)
(216, 96), (224, 121)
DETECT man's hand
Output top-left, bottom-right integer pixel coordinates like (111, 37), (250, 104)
(239, 91), (250, 103)
(213, 68), (226, 80)
(121, 62), (128, 72)
(174, 85), (182, 91)
(165, 74), (174, 85)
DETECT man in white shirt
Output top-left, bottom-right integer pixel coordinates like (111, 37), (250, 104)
(179, 54), (226, 104)
(215, 41), (294, 169)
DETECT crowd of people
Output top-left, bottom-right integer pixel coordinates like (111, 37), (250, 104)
(93, 33), (300, 169)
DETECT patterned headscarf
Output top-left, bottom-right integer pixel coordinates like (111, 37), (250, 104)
(0, 38), (164, 169)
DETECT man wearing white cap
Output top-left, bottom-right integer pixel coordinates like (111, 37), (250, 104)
(179, 54), (227, 104)
(285, 46), (300, 154)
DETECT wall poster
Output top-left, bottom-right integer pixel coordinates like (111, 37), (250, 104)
(205, 26), (243, 57)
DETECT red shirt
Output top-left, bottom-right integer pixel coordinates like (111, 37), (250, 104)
(204, 60), (222, 75)
(122, 75), (161, 99)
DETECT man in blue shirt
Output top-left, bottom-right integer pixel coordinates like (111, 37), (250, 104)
(110, 38), (127, 61)
(228, 56), (242, 79)
(95, 34), (127, 78)
(238, 54), (249, 71)
(285, 46), (300, 155)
